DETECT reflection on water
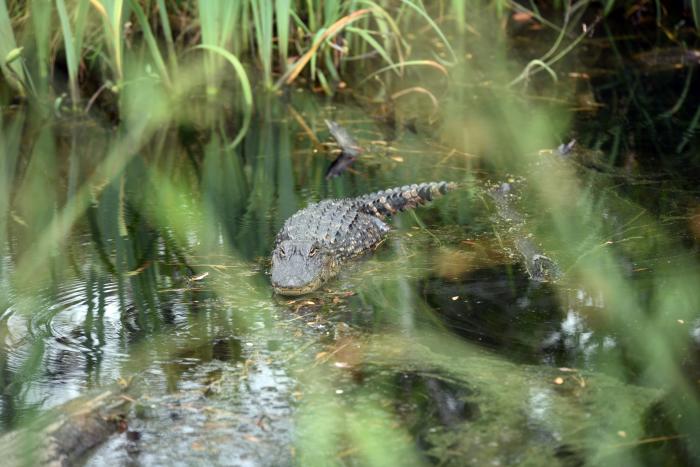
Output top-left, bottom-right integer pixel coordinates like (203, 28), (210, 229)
(88, 317), (296, 466)
(0, 90), (699, 465)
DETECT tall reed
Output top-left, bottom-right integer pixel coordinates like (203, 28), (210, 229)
(197, 0), (237, 94)
(55, 0), (83, 106)
(250, 0), (274, 88)
(0, 0), (25, 94)
(90, 0), (125, 82)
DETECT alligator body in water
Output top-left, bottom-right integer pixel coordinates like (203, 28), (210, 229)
(271, 181), (454, 295)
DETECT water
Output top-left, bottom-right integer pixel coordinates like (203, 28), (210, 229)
(1, 82), (699, 465)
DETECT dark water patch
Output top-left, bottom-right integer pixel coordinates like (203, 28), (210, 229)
(392, 370), (480, 461)
(424, 266), (562, 364)
(290, 329), (665, 467)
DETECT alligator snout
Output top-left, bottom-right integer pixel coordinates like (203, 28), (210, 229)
(271, 246), (325, 295)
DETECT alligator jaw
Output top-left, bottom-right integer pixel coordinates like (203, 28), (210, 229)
(270, 244), (331, 296)
(272, 281), (323, 296)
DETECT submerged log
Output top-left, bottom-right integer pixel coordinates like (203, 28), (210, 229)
(0, 379), (134, 467)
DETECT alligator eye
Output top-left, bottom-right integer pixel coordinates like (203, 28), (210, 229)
(278, 247), (286, 257)
(309, 246), (318, 257)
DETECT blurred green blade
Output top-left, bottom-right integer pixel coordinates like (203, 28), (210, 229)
(0, 0), (26, 92)
(56, 0), (80, 105)
(194, 44), (253, 149)
(128, 0), (171, 87)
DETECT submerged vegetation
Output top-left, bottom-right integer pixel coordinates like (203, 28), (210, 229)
(1, 0), (700, 466)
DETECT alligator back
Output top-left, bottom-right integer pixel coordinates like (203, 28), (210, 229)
(357, 181), (455, 218)
(275, 198), (390, 263)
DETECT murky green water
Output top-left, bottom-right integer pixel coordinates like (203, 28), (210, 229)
(1, 82), (699, 466)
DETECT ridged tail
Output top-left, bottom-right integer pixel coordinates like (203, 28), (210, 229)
(358, 181), (455, 218)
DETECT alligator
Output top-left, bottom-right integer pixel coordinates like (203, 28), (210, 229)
(271, 181), (455, 295)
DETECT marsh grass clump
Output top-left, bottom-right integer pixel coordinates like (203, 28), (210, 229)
(0, 2), (454, 111)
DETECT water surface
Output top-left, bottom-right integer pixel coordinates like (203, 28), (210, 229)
(1, 86), (699, 465)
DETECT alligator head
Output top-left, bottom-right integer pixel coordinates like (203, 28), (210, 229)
(271, 240), (337, 295)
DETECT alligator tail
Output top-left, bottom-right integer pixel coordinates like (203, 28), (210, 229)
(359, 181), (456, 218)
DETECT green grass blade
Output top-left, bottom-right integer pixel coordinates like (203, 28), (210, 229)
(197, 0), (239, 92)
(102, 0), (125, 80)
(359, 59), (448, 84)
(316, 68), (332, 95)
(218, 1), (237, 48)
(275, 0), (290, 69)
(354, 1), (409, 66)
(322, 0), (341, 27)
(280, 8), (372, 87)
(0, 0), (25, 93)
(398, 0), (456, 64)
(30, 0), (51, 94)
(90, 0), (125, 81)
(692, 0), (700, 30)
(56, 0), (80, 106)
(250, 0), (273, 88)
(289, 9), (311, 35)
(128, 0), (171, 87)
(198, 0), (216, 46)
(112, 0), (124, 78)
(450, 0), (466, 33)
(197, 0), (219, 92)
(309, 27), (325, 82)
(195, 44), (253, 149)
(346, 26), (395, 71)
(74, 0), (89, 60)
(305, 0), (316, 31)
(156, 0), (178, 70)
(3, 45), (20, 64)
(322, 47), (339, 82)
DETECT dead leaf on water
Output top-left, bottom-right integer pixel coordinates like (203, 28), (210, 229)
(189, 272), (209, 281)
(10, 211), (27, 227)
(126, 262), (151, 276)
(512, 11), (533, 22)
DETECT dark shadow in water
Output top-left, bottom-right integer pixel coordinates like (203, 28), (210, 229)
(423, 265), (563, 365)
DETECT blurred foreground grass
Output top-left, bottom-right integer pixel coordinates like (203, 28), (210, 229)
(1, 1), (700, 466)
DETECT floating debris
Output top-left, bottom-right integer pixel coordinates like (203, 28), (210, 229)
(557, 139), (577, 156)
(324, 119), (364, 179)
